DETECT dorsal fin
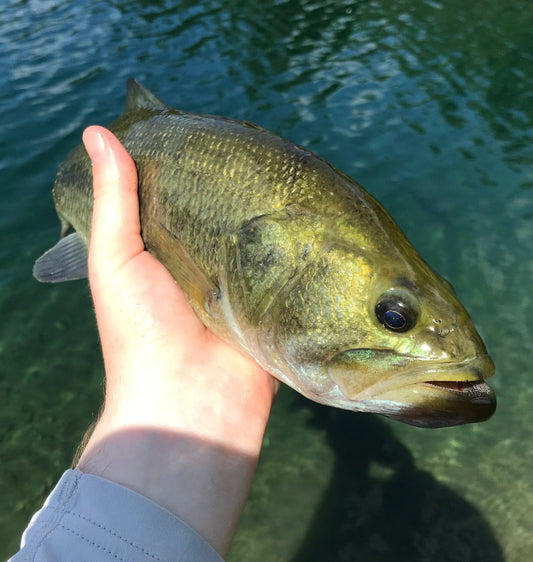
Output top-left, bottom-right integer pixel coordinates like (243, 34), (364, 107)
(124, 78), (169, 114)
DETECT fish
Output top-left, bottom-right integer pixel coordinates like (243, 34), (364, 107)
(34, 78), (496, 428)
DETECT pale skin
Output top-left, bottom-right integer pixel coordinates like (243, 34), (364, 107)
(76, 126), (279, 556)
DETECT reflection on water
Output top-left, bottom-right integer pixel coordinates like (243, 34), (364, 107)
(2, 0), (533, 559)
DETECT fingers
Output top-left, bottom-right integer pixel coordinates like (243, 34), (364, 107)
(84, 126), (144, 278)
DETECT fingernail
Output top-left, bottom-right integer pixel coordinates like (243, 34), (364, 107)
(83, 128), (108, 163)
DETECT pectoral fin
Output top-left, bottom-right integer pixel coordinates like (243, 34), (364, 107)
(33, 232), (88, 283)
(146, 223), (220, 315)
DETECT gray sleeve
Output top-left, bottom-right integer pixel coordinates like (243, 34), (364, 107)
(9, 469), (224, 562)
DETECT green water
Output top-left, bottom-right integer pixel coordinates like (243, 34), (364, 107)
(1, 0), (532, 559)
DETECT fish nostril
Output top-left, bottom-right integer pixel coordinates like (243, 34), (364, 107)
(432, 319), (449, 337)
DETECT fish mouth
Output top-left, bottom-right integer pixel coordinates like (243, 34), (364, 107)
(369, 374), (496, 428)
(328, 350), (496, 428)
(424, 379), (492, 397)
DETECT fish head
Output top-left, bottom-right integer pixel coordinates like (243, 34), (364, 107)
(325, 247), (496, 428)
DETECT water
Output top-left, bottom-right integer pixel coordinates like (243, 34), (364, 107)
(1, 0), (532, 559)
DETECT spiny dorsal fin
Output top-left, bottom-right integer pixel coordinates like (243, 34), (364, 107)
(124, 78), (169, 114)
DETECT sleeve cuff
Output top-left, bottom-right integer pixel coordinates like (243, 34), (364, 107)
(11, 469), (224, 562)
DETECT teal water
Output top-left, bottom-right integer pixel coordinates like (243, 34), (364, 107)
(1, 0), (532, 559)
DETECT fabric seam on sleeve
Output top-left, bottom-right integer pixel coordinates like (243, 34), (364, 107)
(67, 511), (165, 561)
(58, 523), (128, 561)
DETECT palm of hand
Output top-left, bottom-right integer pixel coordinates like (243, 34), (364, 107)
(85, 126), (277, 451)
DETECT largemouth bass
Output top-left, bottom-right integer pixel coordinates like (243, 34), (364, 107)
(34, 79), (496, 428)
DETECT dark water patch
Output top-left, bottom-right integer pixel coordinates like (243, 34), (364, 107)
(292, 403), (503, 562)
(228, 392), (504, 561)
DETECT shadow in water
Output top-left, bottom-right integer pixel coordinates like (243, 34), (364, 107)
(291, 400), (503, 562)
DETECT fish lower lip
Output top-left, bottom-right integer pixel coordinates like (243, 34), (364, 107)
(374, 378), (497, 428)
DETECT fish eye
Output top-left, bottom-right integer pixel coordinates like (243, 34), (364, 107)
(375, 294), (417, 333)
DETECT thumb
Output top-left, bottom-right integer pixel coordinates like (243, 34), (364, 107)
(83, 126), (144, 278)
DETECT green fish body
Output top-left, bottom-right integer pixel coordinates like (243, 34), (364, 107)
(35, 79), (496, 427)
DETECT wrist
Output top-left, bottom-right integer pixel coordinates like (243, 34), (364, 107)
(76, 392), (269, 556)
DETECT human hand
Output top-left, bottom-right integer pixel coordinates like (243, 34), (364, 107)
(76, 126), (278, 555)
